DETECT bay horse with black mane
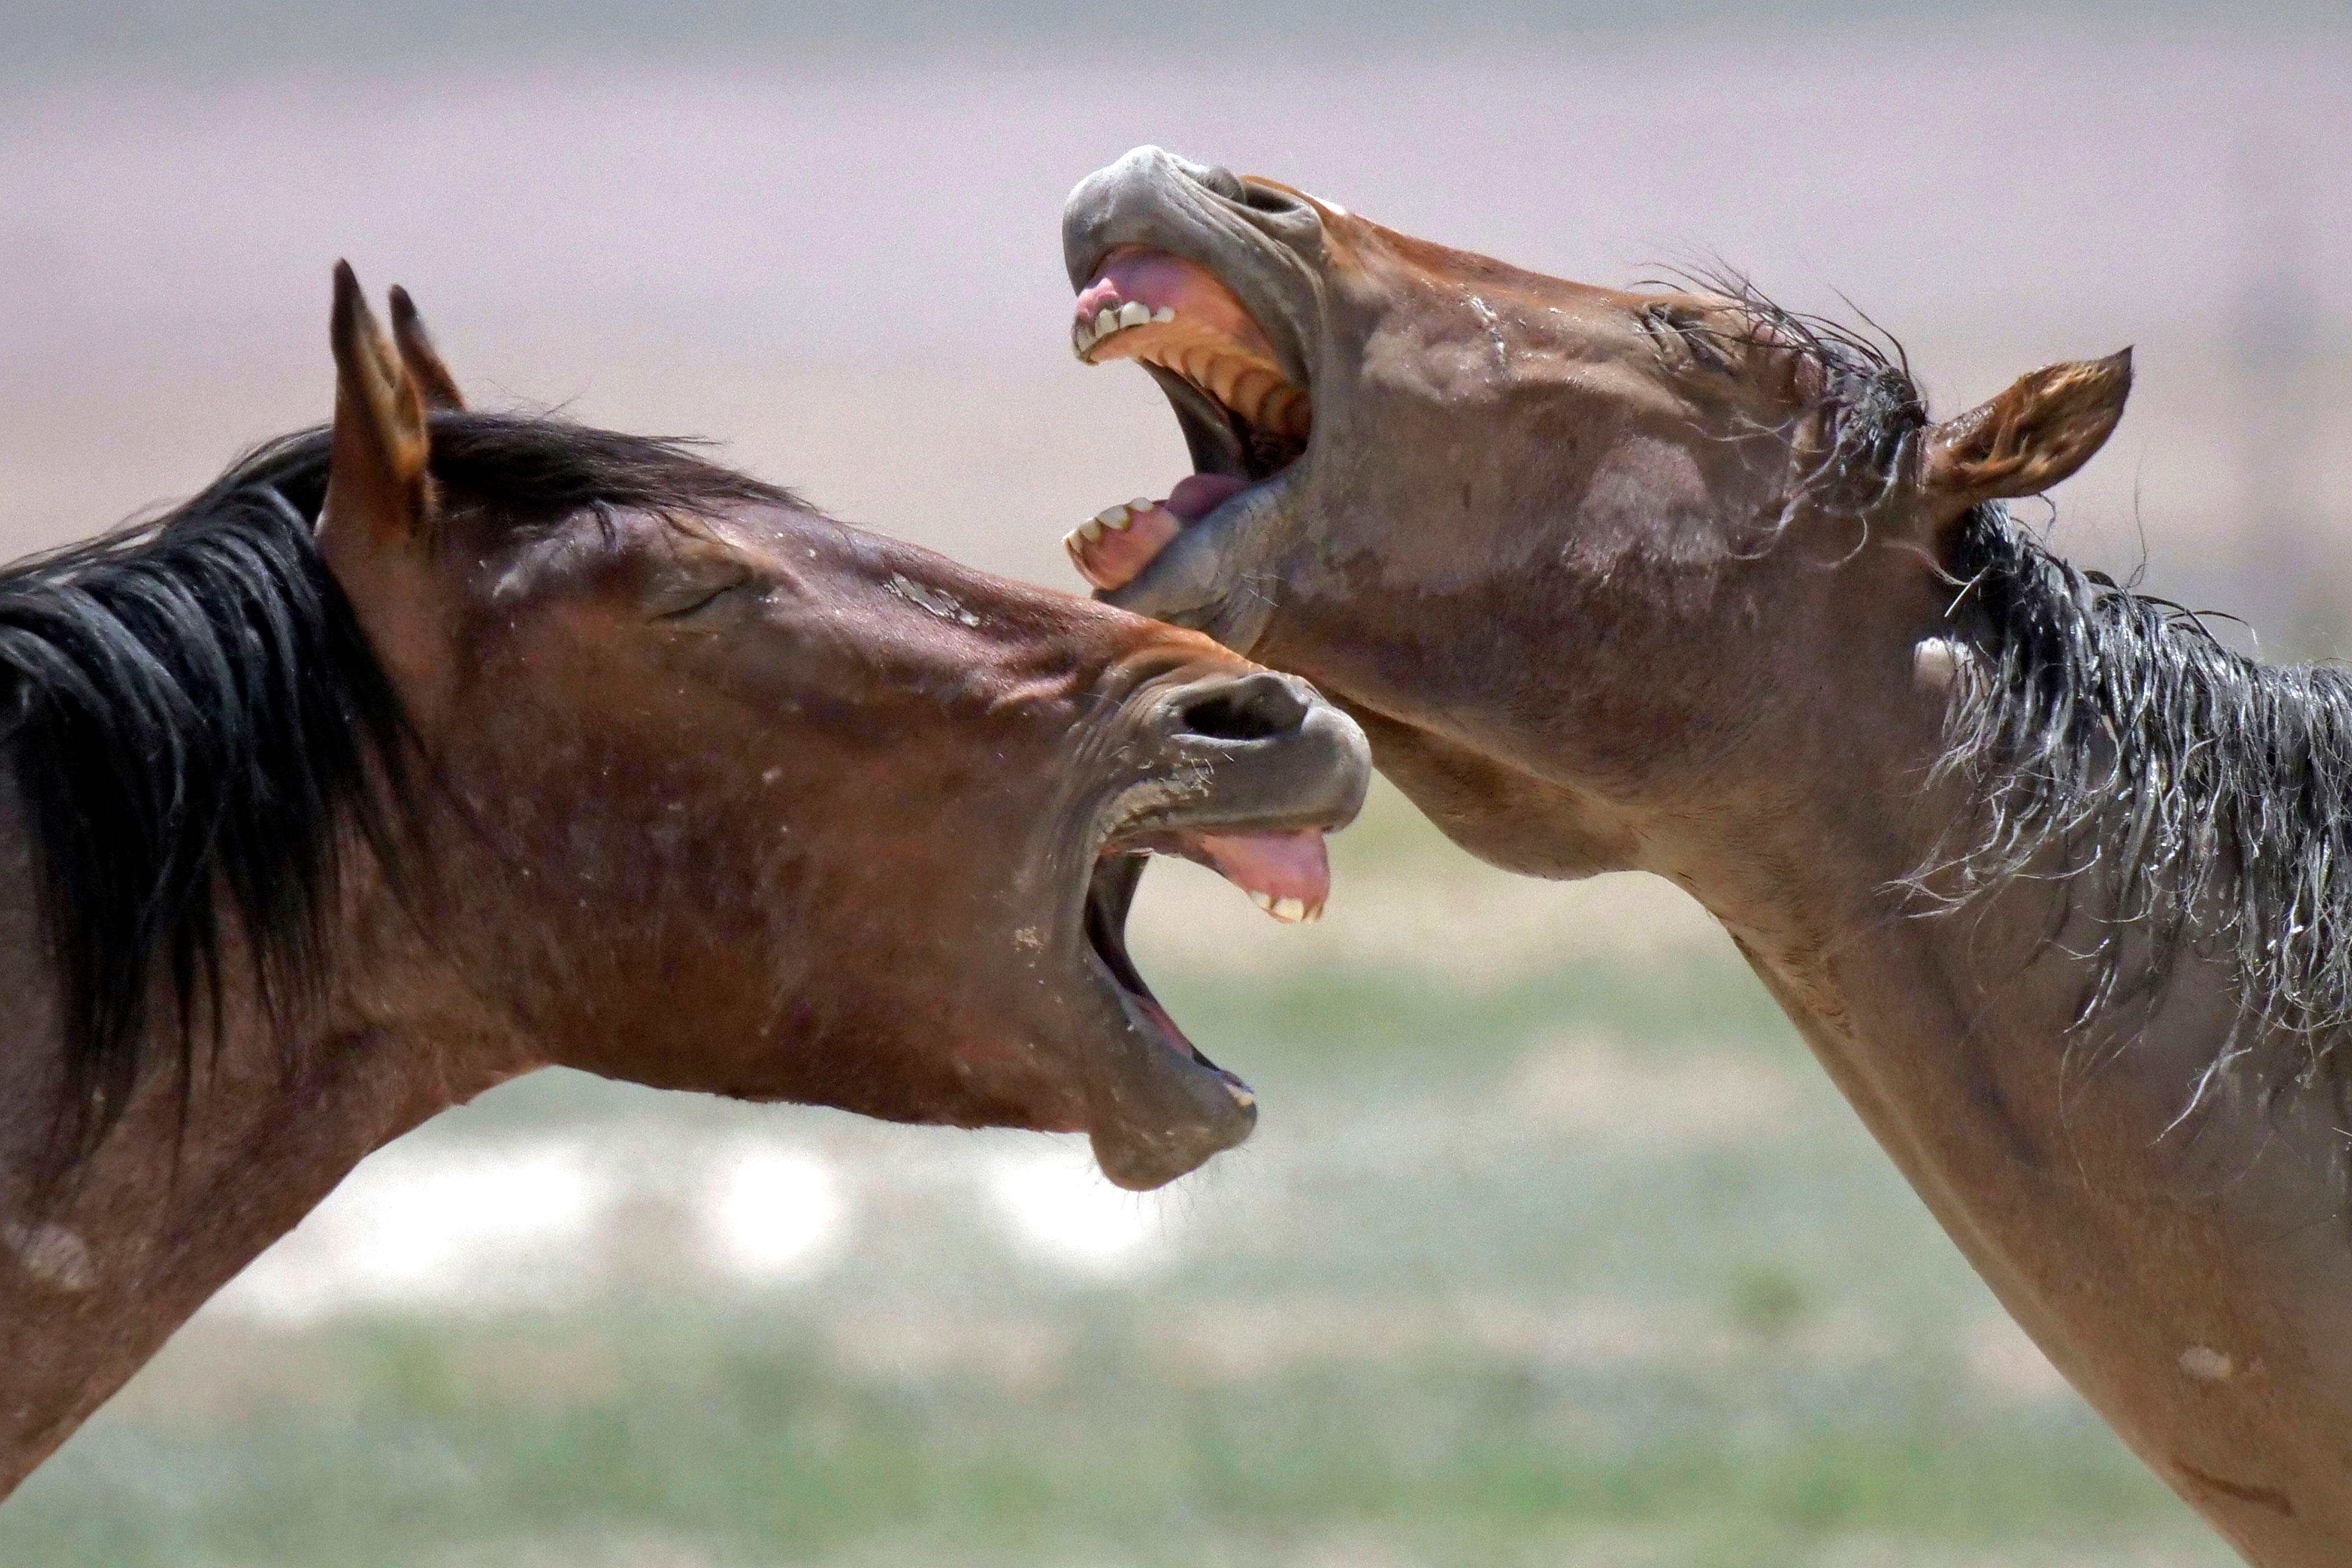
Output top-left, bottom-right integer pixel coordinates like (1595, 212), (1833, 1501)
(1061, 146), (2352, 1565)
(0, 266), (1368, 1496)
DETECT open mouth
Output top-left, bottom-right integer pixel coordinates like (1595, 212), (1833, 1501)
(1088, 819), (1332, 1057)
(1065, 246), (1313, 592)
(1074, 821), (1334, 1188)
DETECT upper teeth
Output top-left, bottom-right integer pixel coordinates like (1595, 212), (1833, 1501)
(1073, 301), (1177, 359)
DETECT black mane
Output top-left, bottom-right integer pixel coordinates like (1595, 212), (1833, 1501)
(0, 413), (787, 1161)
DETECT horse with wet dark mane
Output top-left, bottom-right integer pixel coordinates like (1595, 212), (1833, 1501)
(1061, 146), (2352, 1566)
(0, 267), (1368, 1496)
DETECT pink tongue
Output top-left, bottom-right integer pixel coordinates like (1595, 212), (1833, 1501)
(1188, 829), (1331, 906)
(1166, 472), (1249, 522)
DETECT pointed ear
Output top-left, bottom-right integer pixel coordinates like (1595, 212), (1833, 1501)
(1921, 348), (2132, 503)
(321, 261), (435, 563)
(388, 284), (465, 412)
(319, 264), (457, 715)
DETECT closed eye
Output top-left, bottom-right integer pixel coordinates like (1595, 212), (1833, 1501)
(651, 570), (755, 622)
(1640, 303), (1736, 374)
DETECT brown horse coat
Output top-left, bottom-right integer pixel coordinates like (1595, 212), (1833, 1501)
(0, 270), (1367, 1495)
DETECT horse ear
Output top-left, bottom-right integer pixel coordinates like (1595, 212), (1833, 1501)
(321, 261), (434, 557)
(320, 263), (457, 712)
(1921, 348), (2132, 503)
(388, 284), (465, 412)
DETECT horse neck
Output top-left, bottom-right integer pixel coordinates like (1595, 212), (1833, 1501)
(1665, 683), (2350, 1240)
(1659, 702), (2352, 1537)
(0, 777), (522, 1496)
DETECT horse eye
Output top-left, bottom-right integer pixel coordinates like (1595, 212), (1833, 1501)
(651, 570), (754, 622)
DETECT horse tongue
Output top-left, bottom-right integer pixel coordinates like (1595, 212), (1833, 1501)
(1166, 473), (1248, 522)
(1186, 829), (1330, 923)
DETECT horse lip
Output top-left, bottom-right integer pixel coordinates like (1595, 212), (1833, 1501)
(1076, 851), (1258, 1191)
(1065, 155), (1320, 629)
(1063, 147), (1319, 396)
(1092, 991), (1258, 1192)
(1067, 703), (1366, 1189)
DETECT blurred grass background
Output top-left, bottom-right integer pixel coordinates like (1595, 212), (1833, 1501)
(3, 1), (2342, 1562)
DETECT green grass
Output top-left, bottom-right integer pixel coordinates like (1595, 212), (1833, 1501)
(1, 1312), (2204, 1568)
(1155, 949), (1790, 1074)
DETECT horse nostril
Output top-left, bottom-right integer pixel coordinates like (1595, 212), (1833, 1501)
(1177, 671), (1312, 742)
(1173, 154), (1246, 204)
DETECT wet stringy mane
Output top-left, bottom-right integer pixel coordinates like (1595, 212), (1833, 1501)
(0, 413), (788, 1163)
(1926, 511), (2352, 1121)
(1673, 277), (2352, 1123)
